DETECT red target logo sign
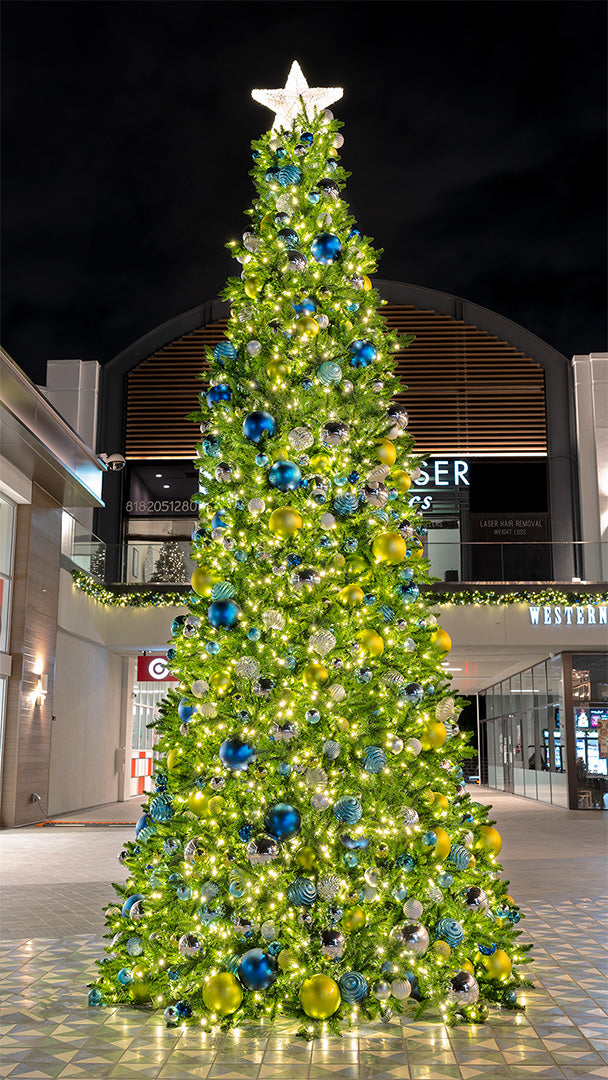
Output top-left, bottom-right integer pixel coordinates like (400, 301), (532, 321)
(137, 655), (178, 682)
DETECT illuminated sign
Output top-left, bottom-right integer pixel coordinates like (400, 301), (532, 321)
(137, 654), (178, 682)
(408, 459), (469, 512)
(528, 605), (608, 626)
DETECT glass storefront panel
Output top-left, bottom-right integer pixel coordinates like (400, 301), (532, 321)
(534, 661), (548, 712)
(520, 667), (535, 713)
(548, 654), (563, 706)
(571, 653), (608, 810)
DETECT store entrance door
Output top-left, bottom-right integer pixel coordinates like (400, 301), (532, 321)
(502, 717), (514, 792)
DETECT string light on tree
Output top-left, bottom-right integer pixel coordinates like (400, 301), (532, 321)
(91, 63), (532, 1035)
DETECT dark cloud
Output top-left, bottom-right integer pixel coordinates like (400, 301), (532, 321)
(2, 0), (606, 384)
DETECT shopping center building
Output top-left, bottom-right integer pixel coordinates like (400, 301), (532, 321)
(1, 282), (606, 826)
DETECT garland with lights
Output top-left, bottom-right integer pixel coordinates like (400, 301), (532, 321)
(72, 570), (608, 611)
(91, 66), (532, 1036)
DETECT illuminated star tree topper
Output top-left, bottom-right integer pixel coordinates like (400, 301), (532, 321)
(251, 60), (343, 131)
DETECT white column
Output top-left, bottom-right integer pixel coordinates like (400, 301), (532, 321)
(572, 353), (608, 582)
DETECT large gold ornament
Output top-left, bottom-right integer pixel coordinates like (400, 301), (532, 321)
(209, 672), (233, 696)
(374, 438), (397, 466)
(482, 949), (512, 980)
(339, 584), (364, 606)
(391, 469), (411, 492)
(303, 662), (329, 686)
(372, 531), (407, 564)
(268, 506), (304, 536)
(295, 845), (317, 870)
(167, 748), (192, 776)
(420, 722), (448, 751)
(295, 315), (319, 338)
(430, 628), (452, 654)
(244, 275), (263, 298)
(266, 359), (290, 382)
(187, 790), (210, 817)
(433, 825), (451, 859)
(475, 825), (503, 857)
(357, 629), (384, 657)
(202, 972), (243, 1016)
(342, 904), (366, 930)
(299, 974), (341, 1019)
(191, 567), (218, 597)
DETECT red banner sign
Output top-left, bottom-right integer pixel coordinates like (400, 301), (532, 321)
(137, 654), (178, 682)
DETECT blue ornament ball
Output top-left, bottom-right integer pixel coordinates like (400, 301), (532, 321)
(213, 342), (237, 363)
(88, 988), (103, 1006)
(287, 877), (317, 906)
(219, 738), (257, 771)
(134, 815), (152, 839)
(435, 918), (465, 947)
(278, 227), (299, 248)
(170, 615), (187, 635)
(264, 803), (302, 842)
(448, 844), (471, 870)
(178, 698), (197, 722)
(126, 936), (143, 957)
(311, 232), (342, 264)
(206, 383), (232, 408)
(121, 894), (144, 917)
(211, 510), (227, 530)
(149, 795), (174, 823)
(277, 165), (302, 187)
(293, 297), (317, 315)
(268, 460), (302, 491)
(243, 411), (277, 442)
(362, 746), (387, 774)
(333, 796), (363, 824)
(163, 1005), (179, 1025)
(207, 599), (241, 629)
(117, 968), (133, 985)
(349, 339), (377, 368)
(238, 948), (278, 990)
(339, 971), (369, 1004)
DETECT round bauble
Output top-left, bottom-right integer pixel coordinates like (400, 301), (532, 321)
(339, 584), (364, 606)
(295, 845), (317, 870)
(243, 411), (276, 442)
(191, 568), (218, 597)
(432, 826), (451, 860)
(398, 922), (430, 956)
(374, 439), (397, 467)
(391, 470), (412, 493)
(300, 974), (341, 1019)
(203, 972), (243, 1016)
(372, 532), (407, 564)
(246, 834), (279, 866)
(482, 949), (512, 980)
(311, 233), (342, 264)
(238, 948), (278, 991)
(266, 359), (290, 382)
(348, 339), (377, 368)
(448, 971), (480, 1005)
(207, 599), (240, 630)
(475, 825), (503, 857)
(333, 796), (363, 824)
(391, 979), (411, 1001)
(209, 671), (233, 696)
(430, 628), (452, 654)
(264, 803), (302, 842)
(342, 905), (366, 931)
(294, 315), (319, 338)
(420, 723), (448, 750)
(268, 506), (303, 537)
(339, 971), (369, 1003)
(268, 459), (302, 491)
(357, 629), (384, 657)
(320, 929), (346, 959)
(219, 738), (256, 771)
(303, 662), (329, 686)
(206, 383), (232, 408)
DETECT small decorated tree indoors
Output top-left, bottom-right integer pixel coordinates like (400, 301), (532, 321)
(91, 62), (531, 1035)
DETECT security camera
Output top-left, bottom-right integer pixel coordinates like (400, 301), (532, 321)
(100, 452), (126, 471)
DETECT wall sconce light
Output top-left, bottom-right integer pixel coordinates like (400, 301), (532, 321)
(35, 674), (48, 706)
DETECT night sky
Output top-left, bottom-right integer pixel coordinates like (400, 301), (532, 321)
(2, 1), (606, 386)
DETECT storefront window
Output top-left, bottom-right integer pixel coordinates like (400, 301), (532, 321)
(0, 494), (16, 653)
(571, 652), (608, 810)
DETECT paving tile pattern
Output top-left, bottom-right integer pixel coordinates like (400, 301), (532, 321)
(1, 897), (607, 1080)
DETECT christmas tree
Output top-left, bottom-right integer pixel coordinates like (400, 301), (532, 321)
(92, 63), (530, 1035)
(149, 540), (189, 583)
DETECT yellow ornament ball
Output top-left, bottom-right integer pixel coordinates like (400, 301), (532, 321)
(266, 359), (290, 382)
(420, 722), (448, 751)
(339, 584), (364, 606)
(374, 438), (397, 466)
(430, 628), (452, 654)
(295, 315), (319, 338)
(130, 977), (151, 1003)
(357, 629), (384, 657)
(268, 506), (303, 537)
(187, 790), (210, 817)
(300, 974), (341, 1019)
(391, 470), (412, 493)
(461, 959), (476, 976)
(295, 845), (317, 871)
(362, 274), (373, 291)
(308, 453), (330, 470)
(207, 795), (226, 817)
(167, 748), (191, 776)
(504, 894), (515, 906)
(372, 531), (407, 564)
(346, 554), (369, 576)
(202, 972), (243, 1016)
(191, 567), (217, 597)
(482, 949), (512, 981)
(209, 671), (233, 696)
(409, 537), (424, 561)
(432, 793), (450, 813)
(278, 949), (298, 971)
(244, 275), (263, 299)
(303, 662), (329, 687)
(433, 825), (451, 860)
(475, 825), (503, 857)
(342, 905), (366, 931)
(433, 940), (451, 959)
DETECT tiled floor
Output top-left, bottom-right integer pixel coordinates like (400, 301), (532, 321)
(1, 789), (607, 1080)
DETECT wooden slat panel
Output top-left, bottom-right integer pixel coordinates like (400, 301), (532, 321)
(125, 305), (547, 458)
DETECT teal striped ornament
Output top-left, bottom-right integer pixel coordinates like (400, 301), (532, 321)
(211, 581), (236, 600)
(317, 361), (343, 385)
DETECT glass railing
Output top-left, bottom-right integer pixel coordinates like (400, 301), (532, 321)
(61, 511), (106, 579)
